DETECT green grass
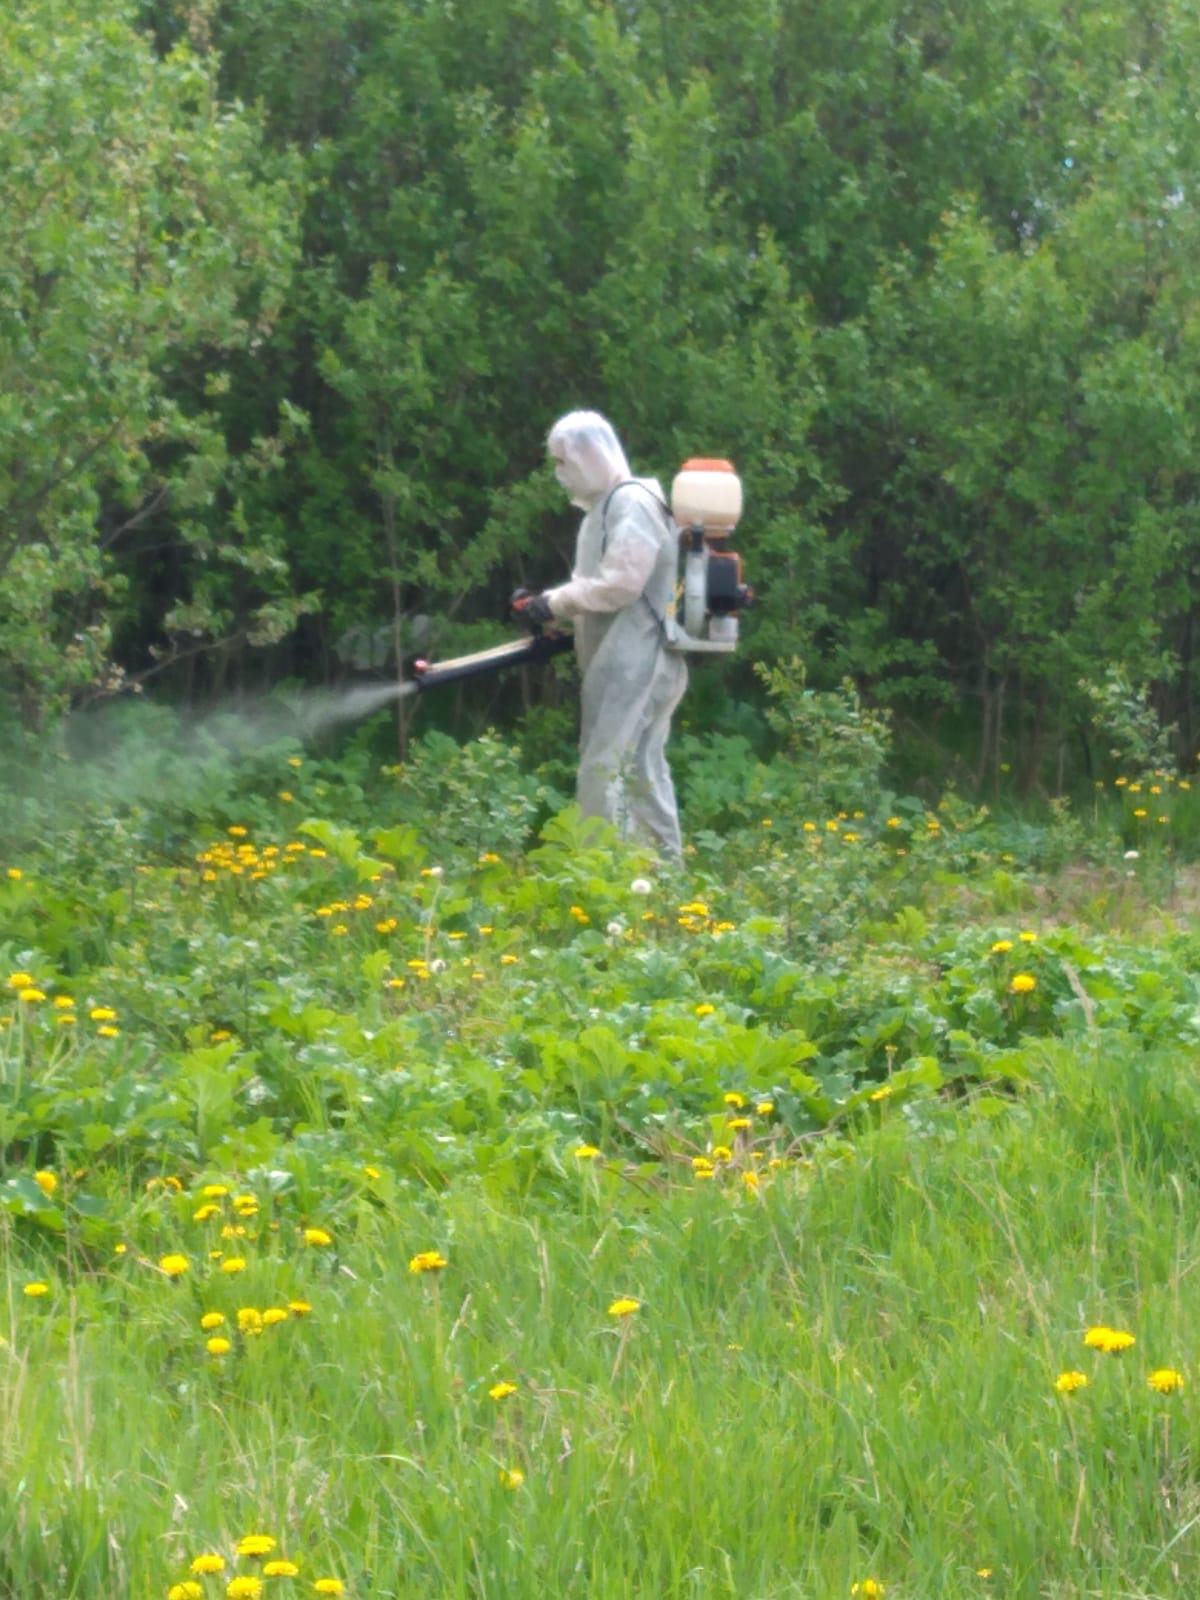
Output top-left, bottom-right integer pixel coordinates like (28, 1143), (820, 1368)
(5, 727), (1200, 1597)
(5, 1041), (1200, 1598)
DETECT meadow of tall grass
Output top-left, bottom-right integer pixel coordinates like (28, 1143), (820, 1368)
(3, 710), (1200, 1598)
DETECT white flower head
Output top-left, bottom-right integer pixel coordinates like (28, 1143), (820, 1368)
(428, 958), (448, 973)
(606, 920), (625, 937)
(630, 877), (653, 895)
(1124, 849), (1139, 860)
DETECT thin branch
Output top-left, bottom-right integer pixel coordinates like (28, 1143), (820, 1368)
(100, 483), (173, 549)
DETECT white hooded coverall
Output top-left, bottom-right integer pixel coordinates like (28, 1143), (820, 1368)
(543, 411), (688, 858)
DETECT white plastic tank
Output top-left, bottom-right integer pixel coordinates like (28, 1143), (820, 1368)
(670, 458), (742, 535)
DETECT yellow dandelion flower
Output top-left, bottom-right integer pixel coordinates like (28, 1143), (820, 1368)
(262, 1308), (288, 1326)
(226, 1579), (263, 1600)
(1018, 931), (1038, 942)
(34, 1170), (57, 1197)
(235, 1534), (277, 1558)
(202, 1184), (229, 1199)
(262, 1561), (300, 1577)
(190, 1554), (226, 1574)
(313, 1582), (344, 1597)
(170, 1584), (205, 1600)
(52, 995), (75, 1009)
(237, 1308), (263, 1332)
(288, 1300), (312, 1316)
(742, 1170), (760, 1191)
(89, 1006), (117, 1022)
(221, 1257), (247, 1274)
(409, 1250), (448, 1273)
(18, 988), (46, 1003)
(489, 1381), (518, 1400)
(159, 1254), (189, 1278)
(990, 940), (1013, 954)
(206, 1336), (232, 1356)
(851, 1582), (884, 1597)
(200, 1311), (226, 1330)
(1085, 1326), (1135, 1353)
(23, 1281), (49, 1297)
(1148, 1368), (1184, 1394)
(695, 1002), (716, 1017)
(303, 1227), (332, 1247)
(607, 1297), (640, 1317)
(193, 1204), (221, 1222)
(723, 1091), (745, 1108)
(712, 1145), (733, 1162)
(1010, 973), (1036, 994)
(727, 1116), (752, 1131)
(755, 1101), (775, 1116)
(498, 1468), (524, 1490)
(6, 867), (23, 880)
(1054, 1370), (1088, 1394)
(573, 1145), (601, 1160)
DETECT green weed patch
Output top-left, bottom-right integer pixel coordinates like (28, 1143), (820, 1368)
(3, 733), (1200, 1596)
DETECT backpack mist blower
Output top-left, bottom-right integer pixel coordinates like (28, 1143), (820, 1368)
(408, 457), (752, 694)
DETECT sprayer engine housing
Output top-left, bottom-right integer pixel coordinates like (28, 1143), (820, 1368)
(668, 459), (752, 653)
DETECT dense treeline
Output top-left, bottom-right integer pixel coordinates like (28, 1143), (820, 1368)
(5, 0), (1200, 784)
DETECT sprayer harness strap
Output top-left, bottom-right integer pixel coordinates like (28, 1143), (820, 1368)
(600, 480), (673, 643)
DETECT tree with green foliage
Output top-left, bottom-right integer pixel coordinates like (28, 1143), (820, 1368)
(0, 0), (308, 725)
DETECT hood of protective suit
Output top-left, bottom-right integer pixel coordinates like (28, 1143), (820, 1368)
(548, 410), (631, 508)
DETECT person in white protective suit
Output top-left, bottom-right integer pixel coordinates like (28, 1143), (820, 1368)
(511, 410), (688, 857)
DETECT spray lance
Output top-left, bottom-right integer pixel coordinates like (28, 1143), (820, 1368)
(404, 458), (752, 693)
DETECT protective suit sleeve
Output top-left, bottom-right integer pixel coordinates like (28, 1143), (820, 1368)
(543, 490), (664, 619)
